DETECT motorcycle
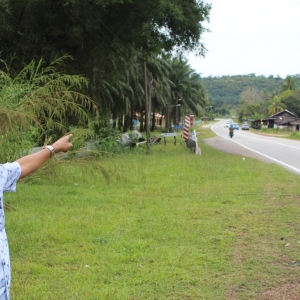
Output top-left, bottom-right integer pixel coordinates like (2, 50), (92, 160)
(229, 131), (234, 138)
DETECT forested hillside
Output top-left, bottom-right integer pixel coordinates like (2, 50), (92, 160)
(201, 74), (300, 106)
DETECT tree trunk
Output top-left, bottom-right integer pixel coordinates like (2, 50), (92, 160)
(112, 107), (118, 129)
(143, 55), (150, 152)
(151, 110), (155, 132)
(123, 114), (131, 132)
(139, 107), (144, 131)
(118, 113), (123, 131)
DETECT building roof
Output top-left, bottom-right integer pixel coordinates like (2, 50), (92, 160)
(269, 109), (298, 118)
(290, 120), (300, 125)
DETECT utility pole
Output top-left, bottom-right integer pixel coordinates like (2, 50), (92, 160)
(148, 75), (153, 132)
(176, 98), (181, 126)
(143, 54), (150, 152)
(166, 103), (181, 132)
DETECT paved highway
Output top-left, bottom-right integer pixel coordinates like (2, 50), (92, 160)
(211, 120), (300, 175)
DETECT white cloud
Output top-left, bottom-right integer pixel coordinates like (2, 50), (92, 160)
(188, 0), (300, 77)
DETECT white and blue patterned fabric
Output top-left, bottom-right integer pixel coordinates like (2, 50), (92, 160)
(0, 163), (21, 300)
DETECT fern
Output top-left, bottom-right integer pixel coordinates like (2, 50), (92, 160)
(0, 55), (98, 161)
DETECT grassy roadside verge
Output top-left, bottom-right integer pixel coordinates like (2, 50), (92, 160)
(6, 125), (300, 299)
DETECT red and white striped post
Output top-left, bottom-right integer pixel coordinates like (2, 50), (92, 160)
(183, 115), (190, 141)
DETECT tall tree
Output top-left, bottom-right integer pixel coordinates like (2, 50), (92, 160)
(167, 57), (207, 128)
(281, 89), (300, 117)
(238, 86), (265, 121)
(281, 75), (298, 92)
(1, 0), (211, 93)
(1, 0), (211, 142)
(268, 95), (285, 114)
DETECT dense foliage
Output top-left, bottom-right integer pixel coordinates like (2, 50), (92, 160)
(201, 74), (288, 106)
(0, 56), (98, 161)
(0, 0), (210, 110)
(0, 0), (211, 158)
(201, 74), (300, 121)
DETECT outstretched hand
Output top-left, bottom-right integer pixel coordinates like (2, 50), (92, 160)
(17, 134), (73, 179)
(52, 134), (73, 153)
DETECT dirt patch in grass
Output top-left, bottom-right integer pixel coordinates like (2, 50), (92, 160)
(255, 282), (300, 300)
(226, 283), (300, 300)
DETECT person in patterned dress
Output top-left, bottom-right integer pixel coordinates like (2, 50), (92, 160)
(0, 134), (73, 300)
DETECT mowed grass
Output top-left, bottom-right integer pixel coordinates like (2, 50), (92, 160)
(5, 126), (300, 299)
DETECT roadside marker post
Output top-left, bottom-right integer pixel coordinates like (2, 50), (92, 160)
(162, 132), (177, 146)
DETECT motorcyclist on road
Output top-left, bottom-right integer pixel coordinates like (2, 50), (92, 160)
(229, 124), (234, 137)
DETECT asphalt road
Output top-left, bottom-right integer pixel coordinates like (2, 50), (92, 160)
(202, 120), (300, 175)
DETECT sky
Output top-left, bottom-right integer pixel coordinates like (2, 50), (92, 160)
(188, 0), (300, 78)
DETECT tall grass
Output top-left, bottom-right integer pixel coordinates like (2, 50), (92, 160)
(260, 127), (300, 140)
(0, 56), (97, 162)
(290, 131), (300, 140)
(6, 126), (300, 299)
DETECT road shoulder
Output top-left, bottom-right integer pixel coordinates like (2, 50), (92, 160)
(202, 136), (274, 163)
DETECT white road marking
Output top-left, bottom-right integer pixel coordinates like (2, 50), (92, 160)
(211, 123), (300, 174)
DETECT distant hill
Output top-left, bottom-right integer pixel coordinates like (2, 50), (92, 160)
(200, 74), (300, 106)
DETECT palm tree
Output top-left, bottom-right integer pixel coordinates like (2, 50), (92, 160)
(145, 53), (173, 131)
(167, 57), (207, 127)
(115, 52), (172, 132)
(268, 95), (286, 115)
(281, 75), (298, 92)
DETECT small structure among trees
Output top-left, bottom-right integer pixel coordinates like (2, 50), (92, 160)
(252, 109), (300, 131)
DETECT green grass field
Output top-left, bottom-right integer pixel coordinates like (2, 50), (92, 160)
(5, 125), (300, 299)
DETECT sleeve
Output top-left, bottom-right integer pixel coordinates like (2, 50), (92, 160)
(1, 162), (21, 192)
